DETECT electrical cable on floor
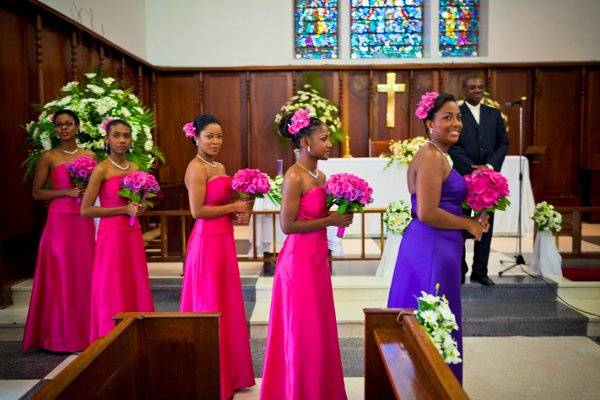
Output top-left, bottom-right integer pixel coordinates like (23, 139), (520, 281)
(519, 265), (600, 318)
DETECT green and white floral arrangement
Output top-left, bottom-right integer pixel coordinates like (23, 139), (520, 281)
(414, 283), (462, 365)
(383, 200), (412, 234)
(383, 136), (428, 168)
(266, 174), (284, 206)
(532, 201), (562, 234)
(274, 84), (344, 144)
(23, 72), (163, 178)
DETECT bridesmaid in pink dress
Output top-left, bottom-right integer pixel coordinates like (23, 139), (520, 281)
(23, 109), (96, 352)
(260, 110), (353, 400)
(81, 119), (154, 342)
(179, 114), (255, 399)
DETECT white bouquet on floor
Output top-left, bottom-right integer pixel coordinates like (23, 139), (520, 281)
(414, 283), (462, 364)
(376, 200), (412, 277)
(530, 202), (563, 277)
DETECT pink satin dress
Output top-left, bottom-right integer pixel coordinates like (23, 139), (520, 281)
(89, 174), (154, 342)
(23, 163), (95, 352)
(180, 175), (255, 400)
(260, 186), (347, 400)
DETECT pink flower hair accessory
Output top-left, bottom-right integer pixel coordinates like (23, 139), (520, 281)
(182, 122), (196, 139)
(101, 118), (115, 132)
(415, 91), (440, 120)
(287, 108), (311, 136)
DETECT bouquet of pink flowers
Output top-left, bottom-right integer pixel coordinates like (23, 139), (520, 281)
(325, 173), (373, 238)
(463, 168), (510, 214)
(65, 156), (97, 203)
(118, 171), (161, 226)
(231, 168), (271, 199)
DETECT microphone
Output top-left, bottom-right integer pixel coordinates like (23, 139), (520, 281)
(505, 96), (527, 107)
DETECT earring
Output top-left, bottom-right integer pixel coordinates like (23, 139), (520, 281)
(128, 146), (133, 153)
(429, 128), (433, 134)
(104, 143), (110, 153)
(307, 145), (311, 154)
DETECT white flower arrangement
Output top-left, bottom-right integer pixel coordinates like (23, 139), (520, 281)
(274, 84), (344, 144)
(383, 200), (412, 234)
(23, 72), (163, 177)
(414, 283), (462, 365)
(383, 136), (428, 168)
(532, 201), (562, 234)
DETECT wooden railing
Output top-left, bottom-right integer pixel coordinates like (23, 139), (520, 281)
(143, 208), (388, 262)
(364, 309), (468, 400)
(554, 206), (600, 258)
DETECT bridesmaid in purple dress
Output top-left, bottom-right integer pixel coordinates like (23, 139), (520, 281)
(23, 109), (96, 352)
(260, 109), (352, 400)
(387, 93), (488, 383)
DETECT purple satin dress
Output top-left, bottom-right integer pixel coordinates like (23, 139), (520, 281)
(387, 169), (467, 382)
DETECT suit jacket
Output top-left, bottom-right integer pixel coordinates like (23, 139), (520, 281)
(449, 103), (509, 176)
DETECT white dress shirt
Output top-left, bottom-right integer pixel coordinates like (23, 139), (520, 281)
(466, 101), (481, 124)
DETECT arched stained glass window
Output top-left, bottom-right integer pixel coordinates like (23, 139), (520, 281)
(350, 0), (424, 59)
(295, 0), (339, 59)
(439, 0), (479, 57)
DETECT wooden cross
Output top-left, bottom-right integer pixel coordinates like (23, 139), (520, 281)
(377, 72), (406, 128)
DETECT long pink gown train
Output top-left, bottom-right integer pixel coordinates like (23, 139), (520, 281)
(179, 176), (255, 400)
(260, 186), (347, 400)
(89, 175), (154, 342)
(23, 164), (95, 352)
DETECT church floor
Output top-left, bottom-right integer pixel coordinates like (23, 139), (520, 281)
(2, 336), (600, 400)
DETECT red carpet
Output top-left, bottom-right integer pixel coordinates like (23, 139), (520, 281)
(562, 267), (600, 281)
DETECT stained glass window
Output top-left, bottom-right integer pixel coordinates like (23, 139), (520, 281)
(350, 0), (424, 59)
(295, 0), (339, 59)
(439, 0), (479, 57)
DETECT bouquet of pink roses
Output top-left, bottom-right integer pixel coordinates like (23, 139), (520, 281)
(231, 168), (271, 199)
(463, 168), (510, 215)
(118, 171), (161, 226)
(325, 173), (373, 238)
(65, 156), (97, 203)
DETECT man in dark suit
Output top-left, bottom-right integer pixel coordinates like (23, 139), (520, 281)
(449, 76), (509, 286)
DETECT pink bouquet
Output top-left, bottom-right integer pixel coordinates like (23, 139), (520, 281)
(231, 168), (271, 199)
(118, 171), (161, 226)
(65, 156), (97, 203)
(325, 173), (373, 238)
(463, 168), (510, 214)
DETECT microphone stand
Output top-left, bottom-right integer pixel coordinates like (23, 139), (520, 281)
(499, 101), (526, 275)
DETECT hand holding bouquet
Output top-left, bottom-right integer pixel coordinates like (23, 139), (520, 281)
(65, 156), (97, 203)
(325, 173), (373, 238)
(118, 171), (160, 226)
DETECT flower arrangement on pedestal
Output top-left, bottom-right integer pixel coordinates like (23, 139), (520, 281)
(23, 72), (163, 177)
(383, 136), (428, 168)
(274, 84), (344, 144)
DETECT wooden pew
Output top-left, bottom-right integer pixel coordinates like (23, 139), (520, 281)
(33, 312), (220, 400)
(365, 309), (469, 400)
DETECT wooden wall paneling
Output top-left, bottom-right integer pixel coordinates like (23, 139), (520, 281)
(40, 15), (72, 100)
(490, 68), (534, 155)
(409, 70), (436, 138)
(249, 72), (294, 175)
(154, 72), (202, 183)
(532, 68), (581, 204)
(101, 47), (121, 79)
(345, 71), (370, 157)
(0, 2), (39, 239)
(121, 58), (138, 91)
(77, 33), (101, 76)
(371, 70), (410, 142)
(202, 73), (246, 173)
(582, 68), (600, 170)
(440, 69), (485, 99)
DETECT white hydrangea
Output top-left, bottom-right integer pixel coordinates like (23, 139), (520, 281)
(103, 77), (115, 86)
(120, 107), (131, 117)
(144, 139), (153, 151)
(61, 81), (79, 92)
(94, 97), (118, 115)
(84, 73), (97, 79)
(87, 84), (105, 95)
(57, 95), (72, 106)
(41, 134), (52, 150)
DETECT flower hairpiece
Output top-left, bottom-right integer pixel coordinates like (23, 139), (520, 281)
(182, 122), (196, 139)
(415, 92), (440, 120)
(101, 117), (115, 132)
(288, 108), (311, 136)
